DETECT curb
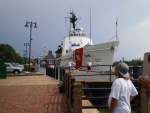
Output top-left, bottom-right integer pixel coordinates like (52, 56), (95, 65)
(7, 72), (44, 77)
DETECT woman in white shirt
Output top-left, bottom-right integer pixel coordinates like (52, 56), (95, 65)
(68, 60), (72, 73)
(87, 60), (92, 75)
(108, 62), (138, 113)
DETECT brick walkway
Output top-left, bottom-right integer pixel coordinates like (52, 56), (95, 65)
(0, 75), (69, 113)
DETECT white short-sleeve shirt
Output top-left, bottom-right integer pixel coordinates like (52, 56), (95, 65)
(87, 62), (92, 67)
(68, 61), (72, 67)
(108, 78), (138, 113)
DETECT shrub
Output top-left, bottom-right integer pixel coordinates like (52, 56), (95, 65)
(24, 65), (35, 72)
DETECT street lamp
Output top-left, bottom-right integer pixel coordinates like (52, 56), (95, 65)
(25, 21), (38, 67)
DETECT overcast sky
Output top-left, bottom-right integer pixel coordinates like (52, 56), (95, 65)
(0, 0), (150, 61)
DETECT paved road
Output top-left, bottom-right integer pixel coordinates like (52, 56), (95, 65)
(38, 67), (46, 75)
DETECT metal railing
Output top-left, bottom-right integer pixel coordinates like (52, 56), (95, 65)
(46, 67), (65, 81)
(67, 79), (140, 113)
(46, 65), (141, 113)
(81, 86), (140, 109)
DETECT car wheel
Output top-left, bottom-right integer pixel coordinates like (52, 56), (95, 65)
(14, 70), (19, 75)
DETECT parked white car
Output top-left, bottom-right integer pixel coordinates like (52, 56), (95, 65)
(15, 64), (25, 71)
(5, 63), (23, 75)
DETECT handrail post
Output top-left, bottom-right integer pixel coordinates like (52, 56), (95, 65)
(109, 65), (111, 81)
(72, 81), (82, 113)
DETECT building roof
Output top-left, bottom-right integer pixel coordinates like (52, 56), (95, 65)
(46, 50), (55, 60)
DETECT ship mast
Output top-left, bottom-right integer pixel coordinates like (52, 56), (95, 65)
(64, 10), (78, 36)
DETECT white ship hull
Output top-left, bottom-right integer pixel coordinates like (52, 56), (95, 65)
(59, 41), (119, 71)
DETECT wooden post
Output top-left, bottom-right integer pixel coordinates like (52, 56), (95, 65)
(65, 72), (71, 98)
(64, 72), (69, 97)
(62, 69), (66, 87)
(141, 52), (150, 113)
(69, 77), (75, 106)
(140, 88), (148, 113)
(68, 77), (75, 113)
(72, 81), (82, 113)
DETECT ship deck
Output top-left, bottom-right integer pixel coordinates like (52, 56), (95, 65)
(67, 69), (116, 82)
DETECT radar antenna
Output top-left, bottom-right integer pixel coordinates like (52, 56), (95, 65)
(70, 11), (77, 29)
(64, 11), (80, 30)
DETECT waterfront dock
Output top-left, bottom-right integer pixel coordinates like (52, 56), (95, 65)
(0, 68), (69, 113)
(0, 67), (116, 113)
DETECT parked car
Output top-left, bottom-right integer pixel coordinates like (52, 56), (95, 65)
(15, 64), (25, 71)
(5, 62), (23, 75)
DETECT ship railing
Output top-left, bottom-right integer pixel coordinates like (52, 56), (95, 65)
(46, 65), (142, 82)
(46, 64), (114, 82)
(67, 65), (114, 81)
(81, 85), (140, 109)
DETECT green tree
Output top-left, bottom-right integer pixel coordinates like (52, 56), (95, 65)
(113, 58), (143, 66)
(0, 44), (24, 63)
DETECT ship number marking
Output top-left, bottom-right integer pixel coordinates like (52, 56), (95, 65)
(84, 54), (91, 58)
(94, 58), (101, 65)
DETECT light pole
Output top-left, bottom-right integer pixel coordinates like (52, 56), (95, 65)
(24, 43), (29, 59)
(23, 50), (26, 64)
(25, 21), (37, 67)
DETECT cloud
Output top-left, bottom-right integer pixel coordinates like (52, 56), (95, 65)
(114, 19), (150, 61)
(134, 18), (150, 30)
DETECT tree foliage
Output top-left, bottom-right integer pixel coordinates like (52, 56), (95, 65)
(0, 44), (24, 63)
(113, 58), (143, 66)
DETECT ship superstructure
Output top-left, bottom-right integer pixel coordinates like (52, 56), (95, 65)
(56, 11), (119, 71)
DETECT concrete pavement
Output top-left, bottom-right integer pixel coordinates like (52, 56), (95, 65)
(0, 68), (69, 113)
